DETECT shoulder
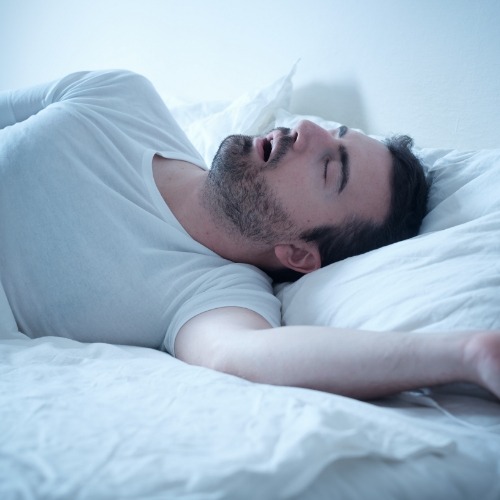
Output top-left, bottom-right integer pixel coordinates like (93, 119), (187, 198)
(41, 70), (159, 109)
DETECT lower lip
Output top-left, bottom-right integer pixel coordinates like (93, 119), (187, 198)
(254, 138), (265, 161)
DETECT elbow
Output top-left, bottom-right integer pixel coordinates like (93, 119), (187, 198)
(199, 339), (246, 380)
(175, 322), (269, 383)
(175, 333), (237, 377)
(188, 338), (263, 384)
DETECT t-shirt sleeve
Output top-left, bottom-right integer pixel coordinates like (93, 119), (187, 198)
(162, 262), (282, 356)
(0, 71), (124, 128)
(0, 81), (58, 129)
(0, 70), (155, 127)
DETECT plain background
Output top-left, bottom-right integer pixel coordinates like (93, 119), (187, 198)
(1, 0), (499, 149)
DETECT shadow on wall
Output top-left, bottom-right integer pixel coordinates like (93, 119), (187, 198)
(290, 82), (369, 132)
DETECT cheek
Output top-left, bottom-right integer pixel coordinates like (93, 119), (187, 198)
(265, 166), (332, 227)
(274, 186), (323, 228)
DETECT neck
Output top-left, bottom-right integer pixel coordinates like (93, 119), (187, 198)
(152, 156), (279, 269)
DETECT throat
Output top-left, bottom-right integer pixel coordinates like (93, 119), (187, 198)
(152, 155), (208, 233)
(152, 156), (276, 268)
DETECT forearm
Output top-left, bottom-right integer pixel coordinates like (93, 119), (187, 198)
(175, 308), (493, 399)
(212, 325), (472, 399)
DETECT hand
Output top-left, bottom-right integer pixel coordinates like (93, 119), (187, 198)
(464, 331), (500, 399)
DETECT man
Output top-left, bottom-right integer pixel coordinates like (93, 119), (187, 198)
(1, 70), (498, 399)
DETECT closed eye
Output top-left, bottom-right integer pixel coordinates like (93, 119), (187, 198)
(323, 158), (329, 182)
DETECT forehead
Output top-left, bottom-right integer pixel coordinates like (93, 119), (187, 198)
(345, 129), (389, 157)
(338, 128), (392, 176)
(344, 130), (392, 222)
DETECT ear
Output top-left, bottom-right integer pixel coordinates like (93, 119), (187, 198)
(273, 242), (321, 274)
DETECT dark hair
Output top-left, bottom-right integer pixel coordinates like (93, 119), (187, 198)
(269, 135), (429, 283)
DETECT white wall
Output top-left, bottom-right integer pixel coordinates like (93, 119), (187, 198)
(1, 0), (499, 149)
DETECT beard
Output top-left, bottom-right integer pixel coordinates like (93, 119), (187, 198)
(203, 133), (297, 245)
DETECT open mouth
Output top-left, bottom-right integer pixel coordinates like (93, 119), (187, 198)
(262, 138), (272, 162)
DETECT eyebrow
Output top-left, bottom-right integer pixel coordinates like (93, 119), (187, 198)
(337, 144), (350, 194)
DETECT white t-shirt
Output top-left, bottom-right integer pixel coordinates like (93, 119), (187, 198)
(0, 70), (281, 354)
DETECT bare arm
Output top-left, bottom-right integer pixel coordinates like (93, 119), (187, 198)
(175, 307), (500, 399)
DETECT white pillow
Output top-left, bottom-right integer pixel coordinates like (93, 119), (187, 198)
(276, 140), (500, 332)
(165, 65), (296, 166)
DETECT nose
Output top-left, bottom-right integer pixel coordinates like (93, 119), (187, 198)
(293, 120), (332, 153)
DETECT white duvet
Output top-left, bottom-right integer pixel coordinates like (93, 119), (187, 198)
(2, 332), (500, 500)
(1, 68), (500, 499)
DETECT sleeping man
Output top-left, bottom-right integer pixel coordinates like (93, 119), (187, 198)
(1, 70), (499, 399)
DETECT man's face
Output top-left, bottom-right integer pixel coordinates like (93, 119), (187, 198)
(205, 120), (392, 245)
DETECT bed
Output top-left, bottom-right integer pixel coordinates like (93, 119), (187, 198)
(1, 68), (500, 500)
